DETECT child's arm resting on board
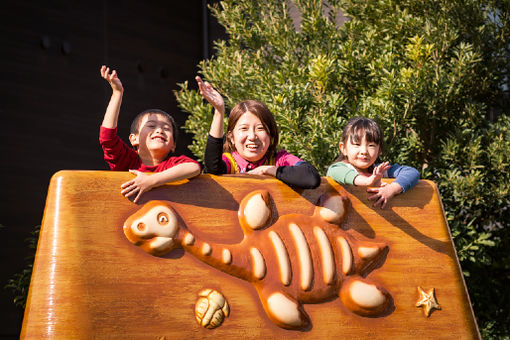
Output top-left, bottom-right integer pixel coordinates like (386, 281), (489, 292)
(386, 164), (420, 192)
(275, 162), (321, 189)
(247, 161), (320, 189)
(367, 164), (420, 209)
(121, 162), (201, 203)
(326, 162), (357, 185)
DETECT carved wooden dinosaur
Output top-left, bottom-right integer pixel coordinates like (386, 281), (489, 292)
(123, 189), (391, 329)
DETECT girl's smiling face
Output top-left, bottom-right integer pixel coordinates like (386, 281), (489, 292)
(340, 132), (381, 172)
(229, 111), (270, 162)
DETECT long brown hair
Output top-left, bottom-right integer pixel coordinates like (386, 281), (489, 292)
(224, 100), (279, 160)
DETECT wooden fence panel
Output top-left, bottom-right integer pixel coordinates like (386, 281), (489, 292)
(21, 171), (479, 339)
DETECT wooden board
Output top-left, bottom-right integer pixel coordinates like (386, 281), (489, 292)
(21, 171), (480, 339)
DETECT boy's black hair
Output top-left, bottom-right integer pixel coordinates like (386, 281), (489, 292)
(130, 109), (178, 142)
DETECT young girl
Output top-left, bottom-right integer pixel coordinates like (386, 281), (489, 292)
(327, 117), (420, 208)
(196, 76), (320, 189)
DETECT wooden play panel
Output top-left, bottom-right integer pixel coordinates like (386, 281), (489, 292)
(21, 171), (479, 339)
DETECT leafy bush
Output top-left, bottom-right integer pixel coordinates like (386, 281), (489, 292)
(437, 115), (510, 339)
(5, 225), (40, 309)
(175, 0), (509, 337)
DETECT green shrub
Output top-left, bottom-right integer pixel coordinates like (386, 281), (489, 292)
(5, 225), (40, 309)
(437, 115), (510, 339)
(175, 0), (509, 337)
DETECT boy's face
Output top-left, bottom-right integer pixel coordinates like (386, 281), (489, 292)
(130, 113), (176, 158)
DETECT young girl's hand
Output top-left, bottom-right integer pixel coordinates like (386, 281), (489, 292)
(355, 162), (390, 186)
(195, 76), (225, 114)
(368, 161), (391, 186)
(247, 165), (277, 177)
(101, 65), (123, 92)
(120, 170), (156, 203)
(367, 182), (402, 209)
(372, 161), (390, 181)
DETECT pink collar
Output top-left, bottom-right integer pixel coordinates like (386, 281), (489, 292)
(232, 151), (268, 173)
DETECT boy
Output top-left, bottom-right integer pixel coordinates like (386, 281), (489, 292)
(99, 65), (201, 203)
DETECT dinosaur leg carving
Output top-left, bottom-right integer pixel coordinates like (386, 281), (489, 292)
(256, 286), (310, 330)
(339, 277), (391, 316)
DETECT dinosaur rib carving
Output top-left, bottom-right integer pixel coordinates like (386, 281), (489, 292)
(289, 223), (313, 291)
(268, 231), (291, 286)
(314, 226), (335, 285)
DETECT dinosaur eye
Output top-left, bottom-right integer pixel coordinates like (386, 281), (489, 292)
(158, 212), (169, 225)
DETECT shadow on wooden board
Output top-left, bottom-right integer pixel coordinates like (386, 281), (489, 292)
(21, 171), (480, 339)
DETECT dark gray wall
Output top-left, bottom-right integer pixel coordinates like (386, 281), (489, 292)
(0, 1), (224, 337)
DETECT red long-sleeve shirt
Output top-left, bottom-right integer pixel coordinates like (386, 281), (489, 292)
(99, 126), (199, 172)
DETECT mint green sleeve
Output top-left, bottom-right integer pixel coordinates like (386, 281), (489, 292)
(326, 162), (358, 185)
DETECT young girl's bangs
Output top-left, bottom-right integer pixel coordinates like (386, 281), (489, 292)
(349, 120), (383, 146)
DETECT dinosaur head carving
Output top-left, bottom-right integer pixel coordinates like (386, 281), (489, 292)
(123, 200), (180, 256)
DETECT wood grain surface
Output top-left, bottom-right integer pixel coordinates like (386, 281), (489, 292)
(21, 171), (480, 339)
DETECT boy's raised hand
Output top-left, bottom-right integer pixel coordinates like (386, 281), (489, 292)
(101, 65), (123, 93)
(195, 76), (224, 114)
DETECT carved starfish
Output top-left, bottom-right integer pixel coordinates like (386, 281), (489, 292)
(416, 286), (441, 317)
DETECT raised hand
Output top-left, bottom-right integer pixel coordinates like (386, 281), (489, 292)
(101, 65), (123, 93)
(195, 76), (224, 114)
(370, 161), (390, 186)
(354, 161), (391, 187)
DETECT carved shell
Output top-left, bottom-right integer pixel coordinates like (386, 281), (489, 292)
(195, 289), (230, 329)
